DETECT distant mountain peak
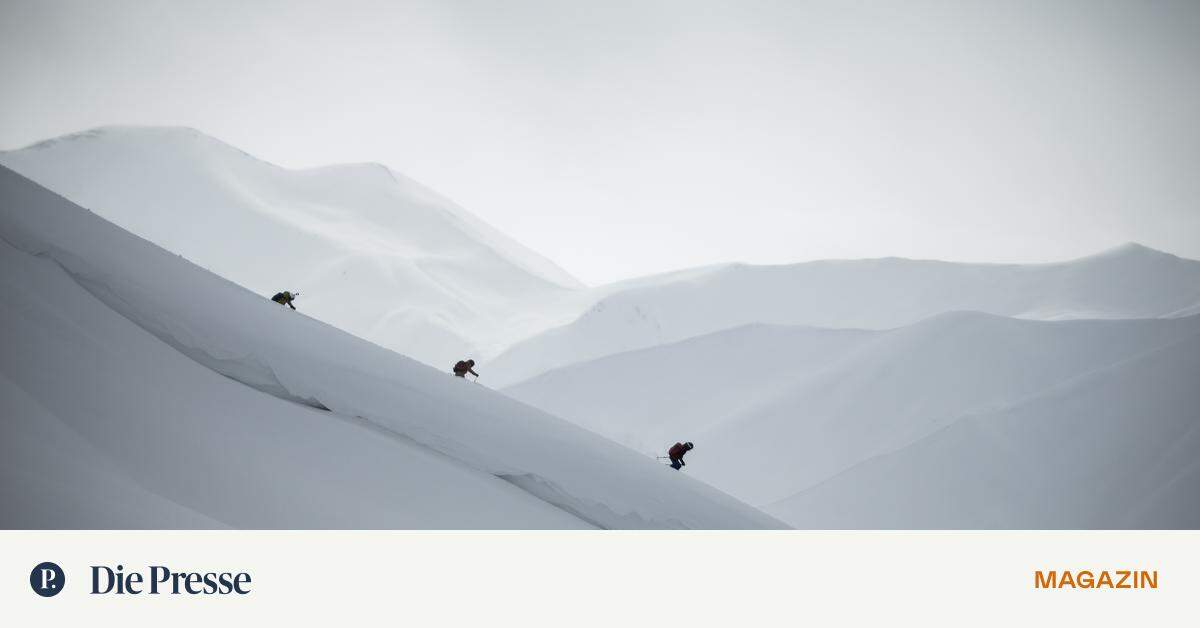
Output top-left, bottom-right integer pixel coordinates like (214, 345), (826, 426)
(11, 125), (198, 151)
(0, 125), (588, 365)
(1083, 242), (1178, 263)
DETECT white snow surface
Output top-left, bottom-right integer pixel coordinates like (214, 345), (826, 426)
(766, 328), (1200, 528)
(505, 312), (1200, 526)
(504, 323), (876, 456)
(5, 126), (1198, 530)
(490, 246), (1200, 386)
(0, 127), (586, 369)
(0, 165), (783, 529)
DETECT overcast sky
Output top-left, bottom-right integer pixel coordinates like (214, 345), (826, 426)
(2, 0), (1197, 284)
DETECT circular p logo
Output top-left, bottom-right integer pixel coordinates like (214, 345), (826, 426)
(30, 562), (65, 597)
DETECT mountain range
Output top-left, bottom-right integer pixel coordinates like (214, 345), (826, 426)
(3, 126), (1197, 528)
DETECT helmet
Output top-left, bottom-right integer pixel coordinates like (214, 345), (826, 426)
(467, 359), (475, 366)
(685, 442), (694, 450)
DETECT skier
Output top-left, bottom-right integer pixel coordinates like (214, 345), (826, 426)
(667, 441), (694, 470)
(271, 290), (299, 310)
(453, 359), (479, 379)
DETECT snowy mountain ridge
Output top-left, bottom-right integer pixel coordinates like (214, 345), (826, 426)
(4, 125), (1198, 529)
(0, 164), (783, 529)
(8, 126), (1198, 391)
(0, 126), (587, 370)
(765, 326), (1200, 528)
(489, 242), (1200, 386)
(13, 125), (583, 290)
(503, 309), (1200, 526)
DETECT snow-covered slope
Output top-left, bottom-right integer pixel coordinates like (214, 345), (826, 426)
(766, 329), (1200, 528)
(504, 311), (1200, 525)
(0, 127), (586, 369)
(0, 165), (783, 529)
(0, 237), (586, 529)
(696, 312), (1200, 506)
(504, 324), (877, 454)
(490, 247), (1200, 386)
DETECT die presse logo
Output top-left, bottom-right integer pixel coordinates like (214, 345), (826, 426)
(30, 562), (252, 596)
(92, 564), (252, 595)
(30, 562), (65, 597)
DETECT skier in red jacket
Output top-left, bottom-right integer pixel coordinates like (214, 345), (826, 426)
(667, 442), (694, 470)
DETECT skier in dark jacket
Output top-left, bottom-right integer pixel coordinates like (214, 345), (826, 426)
(271, 291), (298, 310)
(668, 441), (694, 470)
(453, 359), (479, 379)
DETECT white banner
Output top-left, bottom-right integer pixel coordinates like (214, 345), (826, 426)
(3, 531), (1195, 627)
